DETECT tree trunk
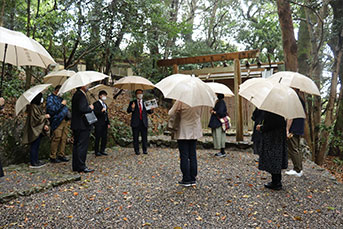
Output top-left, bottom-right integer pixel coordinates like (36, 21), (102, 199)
(276, 0), (298, 71)
(25, 0), (32, 90)
(317, 50), (341, 165)
(0, 0), (6, 26)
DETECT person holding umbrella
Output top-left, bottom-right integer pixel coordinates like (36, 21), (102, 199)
(208, 93), (228, 157)
(46, 85), (70, 163)
(58, 71), (109, 173)
(127, 89), (153, 155)
(93, 90), (110, 156)
(256, 111), (287, 190)
(71, 85), (95, 173)
(23, 93), (50, 168)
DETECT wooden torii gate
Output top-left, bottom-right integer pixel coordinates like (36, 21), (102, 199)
(157, 49), (260, 141)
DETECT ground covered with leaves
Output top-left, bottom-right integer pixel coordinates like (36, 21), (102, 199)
(1, 147), (342, 228)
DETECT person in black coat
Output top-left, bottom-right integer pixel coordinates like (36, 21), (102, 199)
(71, 86), (94, 173)
(93, 90), (110, 156)
(127, 89), (153, 155)
(256, 111), (287, 190)
(208, 94), (228, 157)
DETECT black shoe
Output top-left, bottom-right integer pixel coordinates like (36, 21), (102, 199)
(135, 152), (140, 155)
(95, 152), (102, 156)
(30, 161), (46, 168)
(100, 151), (108, 156)
(143, 151), (148, 155)
(57, 156), (69, 162)
(50, 158), (61, 163)
(178, 180), (192, 187)
(264, 182), (282, 190)
(80, 168), (94, 173)
(215, 152), (226, 157)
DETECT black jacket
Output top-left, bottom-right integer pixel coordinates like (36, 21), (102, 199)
(127, 99), (153, 128)
(71, 89), (93, 131)
(208, 99), (227, 129)
(93, 100), (110, 126)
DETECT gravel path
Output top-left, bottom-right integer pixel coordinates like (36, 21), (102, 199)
(1, 146), (342, 228)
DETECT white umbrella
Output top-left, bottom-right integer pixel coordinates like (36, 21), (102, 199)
(58, 71), (109, 95)
(267, 71), (320, 96)
(113, 76), (155, 90)
(239, 78), (265, 91)
(15, 84), (51, 116)
(156, 74), (216, 107)
(239, 78), (305, 119)
(43, 70), (76, 87)
(0, 26), (56, 96)
(88, 84), (115, 104)
(206, 82), (234, 97)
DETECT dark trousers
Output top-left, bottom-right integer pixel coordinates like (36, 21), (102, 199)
(132, 120), (148, 154)
(72, 129), (90, 172)
(0, 160), (4, 177)
(272, 173), (282, 184)
(30, 135), (42, 165)
(177, 140), (198, 182)
(94, 124), (108, 153)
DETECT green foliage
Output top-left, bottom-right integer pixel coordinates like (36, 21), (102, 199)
(109, 117), (132, 147)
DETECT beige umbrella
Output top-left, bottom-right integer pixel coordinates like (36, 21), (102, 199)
(267, 71), (320, 96)
(156, 74), (216, 107)
(239, 78), (305, 119)
(239, 78), (265, 91)
(43, 70), (76, 87)
(206, 82), (234, 97)
(0, 26), (56, 96)
(58, 71), (109, 95)
(88, 84), (115, 104)
(113, 76), (155, 91)
(15, 84), (51, 116)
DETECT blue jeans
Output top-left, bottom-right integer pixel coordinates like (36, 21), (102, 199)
(30, 135), (42, 165)
(177, 140), (197, 182)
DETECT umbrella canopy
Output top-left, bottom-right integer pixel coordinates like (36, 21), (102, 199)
(206, 82), (234, 97)
(15, 84), (51, 116)
(113, 76), (155, 90)
(58, 71), (109, 95)
(0, 26), (55, 68)
(43, 70), (76, 87)
(239, 78), (305, 119)
(239, 78), (265, 91)
(88, 84), (115, 104)
(155, 74), (217, 107)
(267, 71), (320, 96)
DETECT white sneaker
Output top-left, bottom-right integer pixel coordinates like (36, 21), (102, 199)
(285, 170), (297, 175)
(294, 171), (303, 177)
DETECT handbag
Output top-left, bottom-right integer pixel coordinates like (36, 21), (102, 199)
(84, 111), (98, 125)
(219, 115), (231, 132)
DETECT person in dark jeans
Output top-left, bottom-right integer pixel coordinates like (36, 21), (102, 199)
(168, 101), (203, 187)
(22, 93), (50, 168)
(127, 89), (153, 155)
(93, 90), (110, 156)
(71, 86), (94, 173)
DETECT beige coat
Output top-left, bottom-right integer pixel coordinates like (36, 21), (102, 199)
(168, 101), (203, 140)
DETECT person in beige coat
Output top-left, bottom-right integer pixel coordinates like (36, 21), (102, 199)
(168, 101), (203, 187)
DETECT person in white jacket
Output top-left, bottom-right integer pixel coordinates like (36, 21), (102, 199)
(168, 101), (203, 187)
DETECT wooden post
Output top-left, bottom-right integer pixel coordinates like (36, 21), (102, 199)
(234, 58), (243, 141)
(172, 64), (179, 74)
